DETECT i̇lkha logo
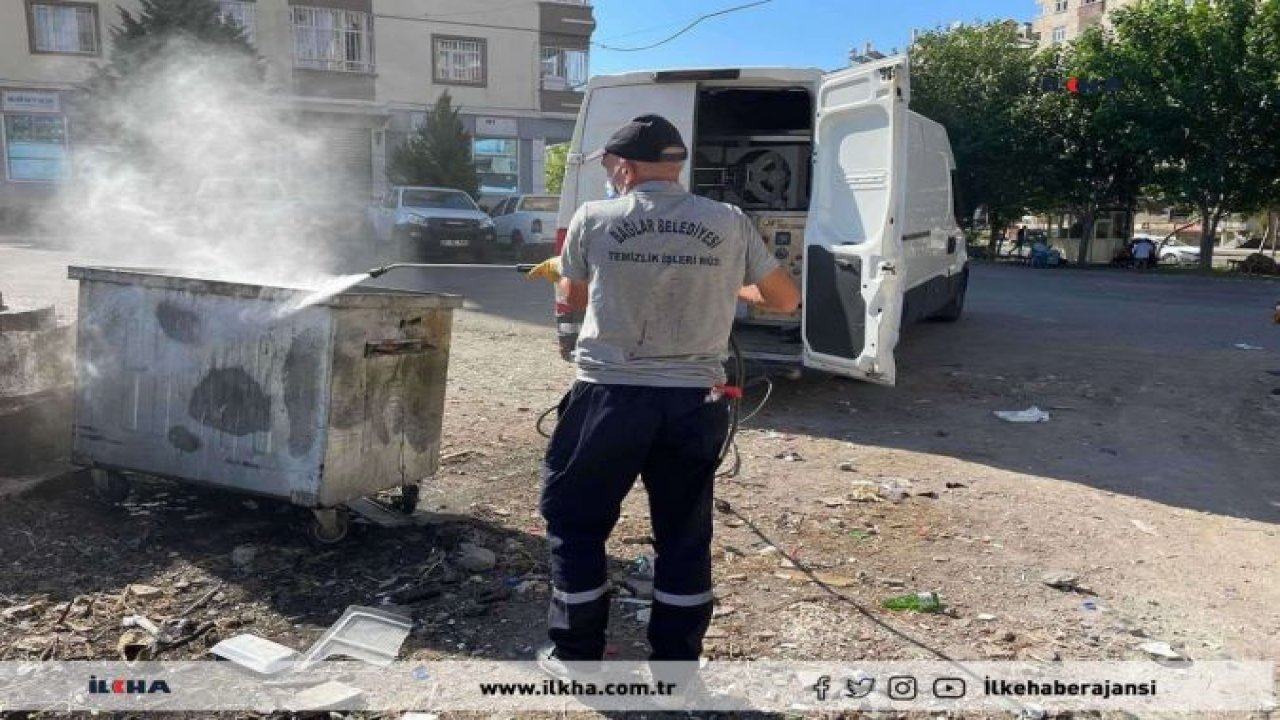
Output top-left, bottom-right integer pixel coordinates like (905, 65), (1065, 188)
(89, 676), (172, 694)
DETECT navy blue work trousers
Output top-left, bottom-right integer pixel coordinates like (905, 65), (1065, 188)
(540, 381), (730, 661)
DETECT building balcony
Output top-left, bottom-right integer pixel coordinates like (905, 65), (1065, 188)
(1078, 0), (1106, 26)
(540, 0), (595, 38)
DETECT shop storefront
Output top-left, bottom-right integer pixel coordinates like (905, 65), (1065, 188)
(0, 88), (69, 226)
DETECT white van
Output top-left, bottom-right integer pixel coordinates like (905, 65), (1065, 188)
(551, 56), (968, 385)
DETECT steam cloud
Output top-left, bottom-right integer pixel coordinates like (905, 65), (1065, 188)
(50, 38), (365, 288)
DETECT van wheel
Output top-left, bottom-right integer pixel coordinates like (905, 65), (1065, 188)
(930, 269), (968, 322)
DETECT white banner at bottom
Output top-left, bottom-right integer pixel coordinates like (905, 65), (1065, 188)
(0, 660), (1273, 713)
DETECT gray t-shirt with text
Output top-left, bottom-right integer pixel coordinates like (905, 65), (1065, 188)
(559, 180), (779, 387)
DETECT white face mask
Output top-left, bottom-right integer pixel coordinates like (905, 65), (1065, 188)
(603, 163), (624, 199)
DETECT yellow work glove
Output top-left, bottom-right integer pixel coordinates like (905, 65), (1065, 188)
(526, 256), (561, 283)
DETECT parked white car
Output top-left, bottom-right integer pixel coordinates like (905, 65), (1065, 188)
(1135, 234), (1200, 265)
(367, 186), (498, 263)
(489, 194), (560, 260)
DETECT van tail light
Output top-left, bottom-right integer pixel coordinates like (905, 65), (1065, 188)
(532, 219), (543, 235)
(554, 228), (568, 254)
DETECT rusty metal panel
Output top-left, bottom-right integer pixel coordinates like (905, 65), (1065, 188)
(68, 267), (460, 509)
(320, 306), (454, 507)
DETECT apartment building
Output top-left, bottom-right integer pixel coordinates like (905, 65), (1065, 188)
(1032, 0), (1140, 46)
(0, 0), (594, 223)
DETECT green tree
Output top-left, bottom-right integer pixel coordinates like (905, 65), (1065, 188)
(110, 0), (254, 74)
(387, 92), (481, 198)
(1024, 29), (1158, 264)
(1108, 0), (1278, 268)
(545, 143), (569, 194)
(910, 21), (1044, 252)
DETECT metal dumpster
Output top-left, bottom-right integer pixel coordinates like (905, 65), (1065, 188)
(67, 266), (463, 541)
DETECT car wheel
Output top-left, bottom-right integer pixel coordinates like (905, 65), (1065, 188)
(511, 230), (525, 262)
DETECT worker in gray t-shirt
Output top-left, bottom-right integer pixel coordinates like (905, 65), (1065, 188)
(538, 114), (800, 678)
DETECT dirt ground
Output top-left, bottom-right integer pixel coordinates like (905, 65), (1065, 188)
(1, 245), (1279, 717)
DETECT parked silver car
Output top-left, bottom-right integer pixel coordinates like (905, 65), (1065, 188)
(489, 194), (560, 261)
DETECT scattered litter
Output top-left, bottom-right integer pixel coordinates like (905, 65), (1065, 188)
(1082, 600), (1099, 611)
(882, 591), (944, 613)
(1041, 572), (1080, 592)
(775, 569), (857, 588)
(838, 462), (856, 472)
(775, 451), (803, 462)
(1, 602), (44, 620)
(1138, 641), (1184, 660)
(127, 584), (163, 598)
(916, 491), (939, 499)
(847, 529), (872, 541)
(945, 482), (967, 489)
(1235, 343), (1263, 351)
(635, 607), (651, 623)
(117, 629), (153, 661)
(881, 578), (907, 588)
(877, 483), (909, 503)
(1022, 702), (1048, 720)
(440, 449), (480, 465)
(1130, 519), (1158, 536)
(209, 634), (299, 674)
(820, 497), (849, 508)
(231, 544), (258, 569)
(632, 553), (655, 580)
(622, 577), (654, 600)
(849, 483), (882, 503)
(453, 543), (496, 573)
(298, 605), (412, 668)
(994, 407), (1051, 423)
(286, 680), (365, 711)
(756, 546), (779, 556)
(976, 613), (997, 621)
(401, 714), (440, 720)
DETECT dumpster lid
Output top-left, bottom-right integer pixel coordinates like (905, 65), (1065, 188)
(67, 266), (464, 310)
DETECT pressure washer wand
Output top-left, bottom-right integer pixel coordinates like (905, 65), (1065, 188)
(366, 262), (519, 278)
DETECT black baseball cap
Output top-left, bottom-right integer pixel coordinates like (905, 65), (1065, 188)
(587, 114), (688, 163)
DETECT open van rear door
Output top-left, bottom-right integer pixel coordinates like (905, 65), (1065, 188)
(802, 57), (909, 385)
(565, 81), (697, 210)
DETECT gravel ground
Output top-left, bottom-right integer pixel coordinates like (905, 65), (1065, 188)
(2, 244), (1279, 718)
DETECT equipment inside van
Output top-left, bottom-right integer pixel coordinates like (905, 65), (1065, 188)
(553, 56), (968, 385)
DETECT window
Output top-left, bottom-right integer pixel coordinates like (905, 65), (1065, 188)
(473, 138), (518, 193)
(401, 189), (478, 210)
(540, 47), (588, 90)
(218, 0), (256, 45)
(519, 196), (560, 212)
(1052, 25), (1067, 42)
(433, 36), (487, 86)
(3, 114), (67, 182)
(291, 6), (374, 73)
(1054, 0), (1069, 11)
(28, 1), (99, 55)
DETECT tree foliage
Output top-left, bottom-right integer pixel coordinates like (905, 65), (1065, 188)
(1106, 0), (1279, 267)
(387, 92), (481, 198)
(911, 22), (1043, 248)
(545, 143), (569, 194)
(110, 0), (255, 74)
(1023, 30), (1157, 263)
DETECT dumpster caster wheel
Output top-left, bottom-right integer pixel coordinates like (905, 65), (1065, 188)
(310, 509), (350, 544)
(91, 469), (130, 504)
(393, 484), (420, 514)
